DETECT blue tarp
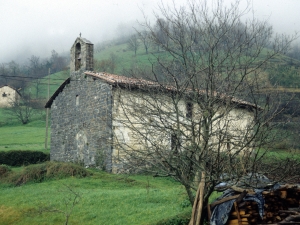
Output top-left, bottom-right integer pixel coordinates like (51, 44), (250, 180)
(210, 189), (265, 225)
(210, 174), (280, 225)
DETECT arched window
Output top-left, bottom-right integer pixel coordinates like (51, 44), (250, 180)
(75, 43), (81, 71)
(76, 95), (79, 106)
(171, 132), (181, 153)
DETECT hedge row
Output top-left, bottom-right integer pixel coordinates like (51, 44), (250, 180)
(0, 150), (49, 166)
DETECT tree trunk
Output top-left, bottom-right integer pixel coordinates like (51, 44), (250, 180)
(189, 172), (206, 225)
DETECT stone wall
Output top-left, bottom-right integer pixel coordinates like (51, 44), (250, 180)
(50, 71), (113, 171)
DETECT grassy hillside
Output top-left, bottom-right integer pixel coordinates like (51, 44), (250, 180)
(26, 70), (70, 99)
(94, 41), (300, 89)
(94, 42), (169, 75)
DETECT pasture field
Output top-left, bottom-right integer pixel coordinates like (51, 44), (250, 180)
(0, 169), (191, 225)
(0, 108), (49, 152)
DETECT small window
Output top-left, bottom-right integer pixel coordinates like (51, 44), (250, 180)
(76, 95), (79, 106)
(186, 102), (193, 118)
(2, 92), (7, 97)
(171, 132), (181, 153)
(226, 137), (231, 150)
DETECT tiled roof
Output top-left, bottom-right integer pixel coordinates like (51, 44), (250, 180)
(45, 71), (259, 110)
(84, 71), (162, 87)
(84, 71), (259, 110)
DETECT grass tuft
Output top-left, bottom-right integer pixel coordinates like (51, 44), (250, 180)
(0, 165), (11, 177)
(0, 205), (23, 225)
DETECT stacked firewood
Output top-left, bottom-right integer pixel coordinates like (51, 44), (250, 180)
(210, 185), (300, 225)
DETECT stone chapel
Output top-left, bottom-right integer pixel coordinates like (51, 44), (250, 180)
(46, 36), (257, 173)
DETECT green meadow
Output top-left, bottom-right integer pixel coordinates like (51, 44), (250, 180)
(0, 170), (191, 225)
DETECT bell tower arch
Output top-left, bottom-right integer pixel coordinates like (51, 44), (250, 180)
(70, 35), (93, 74)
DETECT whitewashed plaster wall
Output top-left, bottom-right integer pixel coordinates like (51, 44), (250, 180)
(0, 86), (19, 108)
(111, 88), (254, 173)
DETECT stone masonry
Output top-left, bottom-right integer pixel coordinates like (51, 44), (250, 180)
(50, 71), (113, 171)
(48, 36), (112, 171)
(70, 37), (93, 73)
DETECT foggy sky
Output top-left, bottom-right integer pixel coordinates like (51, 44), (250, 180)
(0, 0), (299, 64)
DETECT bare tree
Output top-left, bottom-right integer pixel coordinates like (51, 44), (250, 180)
(6, 94), (34, 124)
(28, 55), (41, 77)
(138, 30), (151, 54)
(94, 54), (117, 74)
(127, 34), (140, 56)
(8, 61), (20, 77)
(0, 63), (8, 85)
(38, 184), (82, 225)
(152, 18), (169, 52)
(50, 50), (67, 73)
(113, 0), (298, 222)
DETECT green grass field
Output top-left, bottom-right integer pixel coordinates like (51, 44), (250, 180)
(0, 171), (191, 225)
(0, 108), (50, 152)
(0, 69), (65, 152)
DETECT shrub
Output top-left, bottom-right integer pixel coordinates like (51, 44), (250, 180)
(0, 150), (49, 166)
(2, 162), (92, 186)
(0, 165), (11, 177)
(45, 161), (92, 179)
(14, 163), (47, 186)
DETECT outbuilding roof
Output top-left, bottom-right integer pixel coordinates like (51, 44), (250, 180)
(0, 85), (21, 96)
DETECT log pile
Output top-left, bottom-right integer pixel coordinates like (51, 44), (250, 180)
(209, 185), (300, 225)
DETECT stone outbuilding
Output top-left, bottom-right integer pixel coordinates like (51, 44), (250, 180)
(45, 36), (258, 173)
(0, 85), (21, 108)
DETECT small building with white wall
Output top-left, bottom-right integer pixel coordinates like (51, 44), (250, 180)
(0, 85), (20, 108)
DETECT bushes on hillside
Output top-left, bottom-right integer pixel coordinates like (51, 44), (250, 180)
(0, 150), (49, 166)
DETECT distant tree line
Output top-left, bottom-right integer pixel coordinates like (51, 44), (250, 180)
(0, 50), (68, 96)
(0, 50), (68, 125)
(122, 17), (280, 56)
